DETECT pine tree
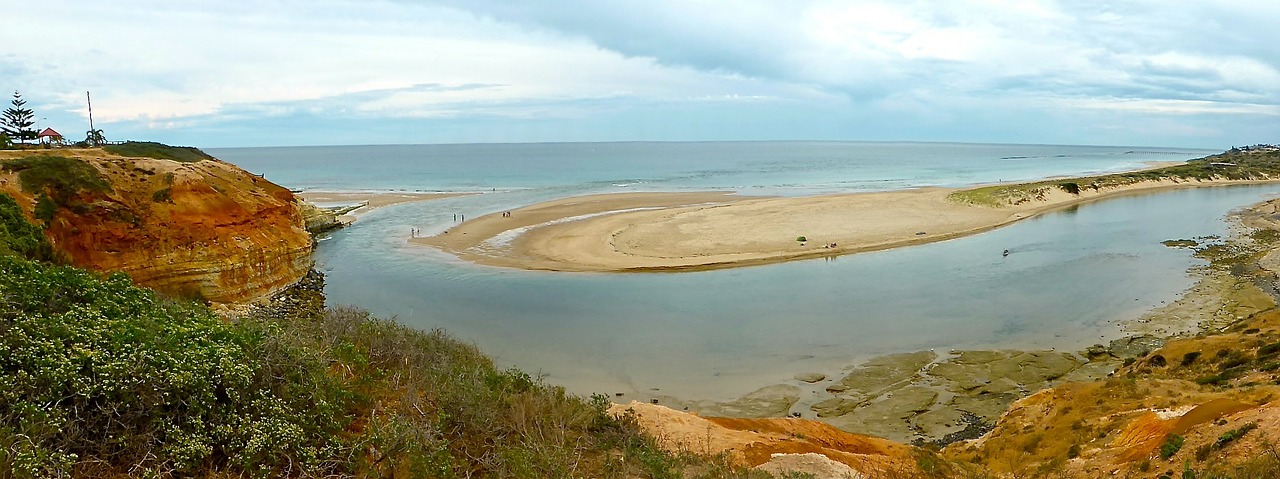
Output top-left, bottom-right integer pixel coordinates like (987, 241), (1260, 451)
(2, 91), (36, 144)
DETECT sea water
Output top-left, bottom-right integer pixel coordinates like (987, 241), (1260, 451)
(214, 141), (1201, 197)
(210, 142), (1279, 400)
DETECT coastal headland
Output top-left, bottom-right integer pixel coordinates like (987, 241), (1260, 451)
(0, 144), (313, 303)
(417, 156), (1280, 272)
(12, 142), (1280, 476)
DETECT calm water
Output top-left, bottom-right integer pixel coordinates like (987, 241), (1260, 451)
(209, 142), (1278, 400)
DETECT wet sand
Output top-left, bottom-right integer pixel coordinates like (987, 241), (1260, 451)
(298, 191), (471, 214)
(416, 178), (1280, 272)
(645, 195), (1280, 444)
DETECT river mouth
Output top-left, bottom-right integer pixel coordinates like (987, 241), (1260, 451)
(312, 184), (1280, 405)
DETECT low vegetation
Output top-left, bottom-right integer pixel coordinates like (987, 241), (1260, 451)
(0, 194), (55, 261)
(949, 148), (1280, 206)
(1, 155), (113, 198)
(0, 192), (758, 478)
(103, 141), (216, 163)
(1, 154), (119, 224)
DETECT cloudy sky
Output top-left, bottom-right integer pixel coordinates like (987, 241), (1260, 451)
(3, 1), (1277, 148)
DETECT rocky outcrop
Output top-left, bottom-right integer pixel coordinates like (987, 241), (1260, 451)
(298, 200), (345, 235)
(0, 148), (312, 304)
(612, 401), (925, 477)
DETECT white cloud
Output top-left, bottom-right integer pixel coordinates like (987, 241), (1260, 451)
(2, 0), (1276, 147)
(7, 0), (795, 123)
(1065, 98), (1280, 116)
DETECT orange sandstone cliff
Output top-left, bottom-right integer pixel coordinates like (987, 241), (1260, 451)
(0, 147), (312, 303)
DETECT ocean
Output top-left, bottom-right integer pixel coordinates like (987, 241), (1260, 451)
(209, 141), (1280, 400)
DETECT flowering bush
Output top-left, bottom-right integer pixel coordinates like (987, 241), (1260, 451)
(0, 256), (349, 477)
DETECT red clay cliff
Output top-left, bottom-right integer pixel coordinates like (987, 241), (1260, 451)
(0, 147), (311, 304)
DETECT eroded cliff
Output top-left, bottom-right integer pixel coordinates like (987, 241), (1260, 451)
(0, 146), (312, 304)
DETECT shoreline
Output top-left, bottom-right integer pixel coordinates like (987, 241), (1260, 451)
(298, 190), (473, 223)
(415, 177), (1280, 273)
(640, 196), (1280, 444)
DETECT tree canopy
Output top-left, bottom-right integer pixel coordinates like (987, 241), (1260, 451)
(1, 92), (36, 144)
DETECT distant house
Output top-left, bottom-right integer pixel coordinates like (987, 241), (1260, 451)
(37, 127), (63, 145)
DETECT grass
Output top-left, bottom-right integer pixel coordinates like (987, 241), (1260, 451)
(948, 149), (1280, 207)
(1, 155), (113, 198)
(103, 141), (216, 163)
(1179, 441), (1280, 479)
(0, 192), (763, 478)
(1, 155), (116, 225)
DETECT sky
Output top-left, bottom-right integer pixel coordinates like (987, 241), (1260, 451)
(3, 0), (1278, 148)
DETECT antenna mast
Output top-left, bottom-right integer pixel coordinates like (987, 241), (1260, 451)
(86, 91), (95, 135)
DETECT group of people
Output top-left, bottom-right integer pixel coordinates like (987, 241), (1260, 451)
(414, 210), (514, 238)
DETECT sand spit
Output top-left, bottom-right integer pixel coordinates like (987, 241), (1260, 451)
(418, 177), (1280, 272)
(299, 191), (470, 211)
(299, 191), (471, 225)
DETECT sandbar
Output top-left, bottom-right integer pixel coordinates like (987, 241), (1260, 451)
(299, 191), (469, 211)
(416, 178), (1280, 272)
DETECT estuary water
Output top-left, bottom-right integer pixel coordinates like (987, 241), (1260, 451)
(210, 142), (1280, 400)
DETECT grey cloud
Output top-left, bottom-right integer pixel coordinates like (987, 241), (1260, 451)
(420, 0), (1279, 109)
(418, 0), (809, 81)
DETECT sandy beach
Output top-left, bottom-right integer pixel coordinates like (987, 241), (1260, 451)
(298, 191), (470, 212)
(416, 177), (1280, 272)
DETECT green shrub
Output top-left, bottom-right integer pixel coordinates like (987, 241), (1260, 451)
(0, 255), (352, 476)
(0, 201), (727, 478)
(1, 155), (112, 198)
(1215, 422), (1258, 448)
(1219, 350), (1252, 370)
(1259, 342), (1280, 357)
(103, 141), (215, 163)
(0, 193), (55, 261)
(32, 193), (55, 224)
(152, 187), (172, 203)
(1161, 434), (1185, 459)
(1182, 351), (1202, 366)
